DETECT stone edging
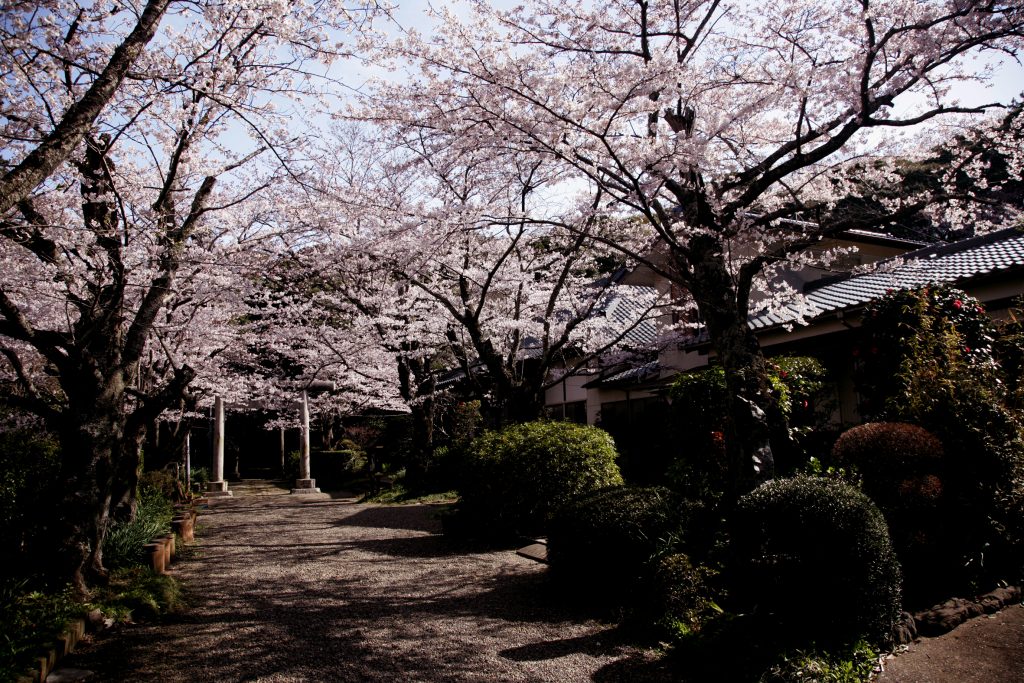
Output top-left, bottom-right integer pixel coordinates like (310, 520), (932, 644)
(17, 503), (203, 682)
(892, 585), (1022, 643)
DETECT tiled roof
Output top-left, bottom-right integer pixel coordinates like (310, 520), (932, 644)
(749, 228), (1024, 331)
(583, 360), (662, 389)
(600, 285), (659, 348)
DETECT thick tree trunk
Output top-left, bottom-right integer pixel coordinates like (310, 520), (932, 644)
(685, 240), (778, 501)
(397, 352), (437, 487)
(54, 401), (124, 596)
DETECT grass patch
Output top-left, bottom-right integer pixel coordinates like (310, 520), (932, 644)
(92, 567), (184, 624)
(360, 483), (458, 505)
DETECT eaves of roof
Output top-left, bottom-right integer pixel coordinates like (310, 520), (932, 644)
(749, 227), (1024, 333)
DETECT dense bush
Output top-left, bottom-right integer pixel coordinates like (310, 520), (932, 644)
(666, 356), (832, 501)
(731, 476), (902, 646)
(454, 421), (623, 537)
(831, 422), (948, 604)
(831, 422), (943, 506)
(547, 486), (707, 608)
(0, 428), (61, 580)
(859, 285), (1024, 593)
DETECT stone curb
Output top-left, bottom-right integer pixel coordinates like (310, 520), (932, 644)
(910, 585), (1022, 638)
(14, 618), (87, 683)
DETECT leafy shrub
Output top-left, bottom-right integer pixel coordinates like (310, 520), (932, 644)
(859, 285), (1024, 593)
(0, 580), (83, 680)
(653, 553), (721, 636)
(91, 567), (184, 623)
(547, 486), (706, 608)
(189, 466), (210, 494)
(454, 421), (623, 538)
(666, 356), (832, 500)
(102, 488), (174, 569)
(731, 476), (902, 646)
(139, 469), (178, 502)
(761, 640), (879, 683)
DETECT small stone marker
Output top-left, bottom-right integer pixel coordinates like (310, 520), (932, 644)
(516, 541), (548, 564)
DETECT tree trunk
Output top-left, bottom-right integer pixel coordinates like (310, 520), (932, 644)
(685, 240), (778, 501)
(54, 402), (123, 596)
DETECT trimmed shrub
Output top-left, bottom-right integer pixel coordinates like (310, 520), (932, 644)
(831, 422), (947, 604)
(731, 476), (902, 646)
(454, 421), (623, 538)
(831, 422), (944, 508)
(547, 486), (705, 608)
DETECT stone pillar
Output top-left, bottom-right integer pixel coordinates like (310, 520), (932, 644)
(206, 396), (232, 497)
(292, 391), (320, 494)
(185, 430), (191, 488)
(280, 426), (286, 477)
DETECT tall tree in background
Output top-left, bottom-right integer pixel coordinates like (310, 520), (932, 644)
(0, 0), (380, 593)
(368, 0), (1024, 497)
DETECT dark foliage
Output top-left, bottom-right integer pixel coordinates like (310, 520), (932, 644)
(452, 421), (623, 538)
(730, 476), (902, 646)
(547, 486), (709, 611)
(0, 428), (61, 582)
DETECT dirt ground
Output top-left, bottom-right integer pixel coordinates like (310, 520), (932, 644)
(876, 602), (1024, 683)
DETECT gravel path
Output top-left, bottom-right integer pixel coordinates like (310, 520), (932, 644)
(60, 481), (669, 682)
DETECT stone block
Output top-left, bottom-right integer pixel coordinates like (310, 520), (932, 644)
(291, 478), (321, 494)
(205, 481), (232, 498)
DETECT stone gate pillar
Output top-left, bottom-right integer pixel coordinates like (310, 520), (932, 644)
(292, 390), (320, 494)
(206, 396), (232, 497)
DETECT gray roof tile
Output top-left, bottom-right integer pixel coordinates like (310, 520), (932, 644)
(749, 228), (1024, 330)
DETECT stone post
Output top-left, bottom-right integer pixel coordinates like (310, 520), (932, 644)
(280, 426), (286, 477)
(206, 396), (232, 497)
(185, 430), (191, 488)
(292, 390), (320, 494)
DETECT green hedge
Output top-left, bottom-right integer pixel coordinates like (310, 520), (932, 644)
(548, 486), (704, 607)
(454, 421), (623, 538)
(731, 476), (902, 645)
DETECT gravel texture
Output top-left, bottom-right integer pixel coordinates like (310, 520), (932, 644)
(60, 481), (670, 682)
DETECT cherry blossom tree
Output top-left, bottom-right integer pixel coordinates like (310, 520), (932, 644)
(367, 0), (1024, 496)
(0, 0), (381, 593)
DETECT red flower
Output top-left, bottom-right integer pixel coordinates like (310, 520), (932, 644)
(964, 346), (972, 354)
(953, 299), (963, 309)
(779, 370), (788, 378)
(801, 400), (809, 410)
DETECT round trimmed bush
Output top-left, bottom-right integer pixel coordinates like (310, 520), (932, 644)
(731, 476), (902, 645)
(831, 422), (944, 510)
(547, 486), (705, 607)
(455, 421), (623, 537)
